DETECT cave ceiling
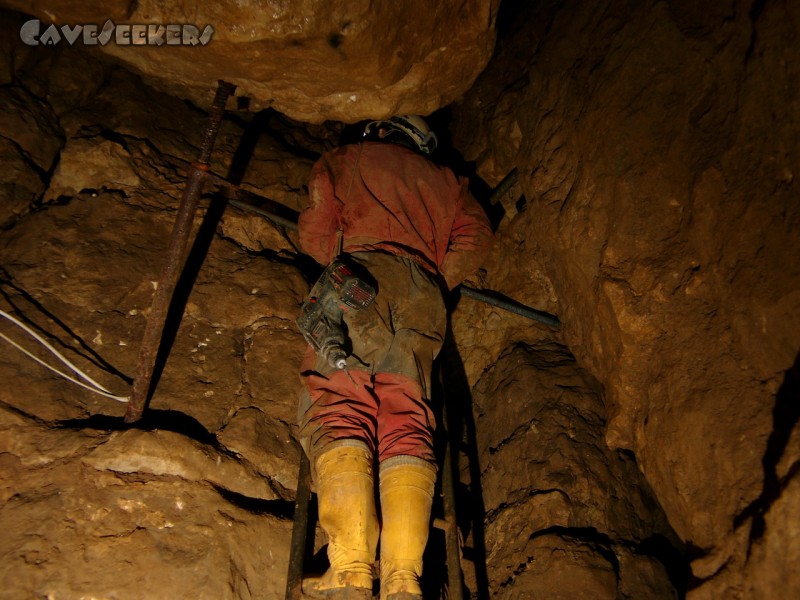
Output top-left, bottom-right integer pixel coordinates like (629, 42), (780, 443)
(3, 0), (501, 123)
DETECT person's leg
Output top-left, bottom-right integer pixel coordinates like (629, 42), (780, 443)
(301, 441), (379, 599)
(373, 373), (438, 600)
(365, 256), (445, 600)
(298, 353), (381, 598)
(374, 372), (436, 462)
(297, 251), (445, 599)
(379, 455), (437, 600)
(299, 347), (379, 457)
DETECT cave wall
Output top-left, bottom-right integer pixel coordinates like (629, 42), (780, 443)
(0, 21), (320, 596)
(451, 0), (800, 597)
(466, 342), (681, 597)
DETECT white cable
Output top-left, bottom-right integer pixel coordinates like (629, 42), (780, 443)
(0, 308), (111, 392)
(0, 309), (129, 403)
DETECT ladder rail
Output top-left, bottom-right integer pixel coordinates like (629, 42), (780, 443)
(285, 451), (313, 600)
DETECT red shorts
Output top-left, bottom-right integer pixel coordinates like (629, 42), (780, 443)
(298, 252), (446, 463)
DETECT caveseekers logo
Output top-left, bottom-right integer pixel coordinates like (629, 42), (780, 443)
(20, 19), (214, 46)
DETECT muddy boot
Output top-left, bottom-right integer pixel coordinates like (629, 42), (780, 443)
(302, 442), (378, 599)
(378, 456), (437, 600)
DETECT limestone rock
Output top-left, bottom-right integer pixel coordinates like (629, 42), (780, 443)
(0, 86), (63, 227)
(2, 0), (799, 597)
(0, 62), (310, 432)
(742, 473), (800, 599)
(0, 403), (104, 477)
(453, 0), (800, 594)
(82, 428), (281, 500)
(495, 534), (618, 600)
(243, 320), (308, 426)
(473, 343), (679, 598)
(0, 457), (292, 599)
(46, 137), (143, 200)
(218, 406), (302, 495)
(0, 136), (44, 228)
(3, 0), (500, 123)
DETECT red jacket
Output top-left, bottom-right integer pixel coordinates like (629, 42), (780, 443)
(298, 141), (494, 290)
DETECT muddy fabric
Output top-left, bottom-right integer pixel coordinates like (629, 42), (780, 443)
(297, 140), (493, 464)
(298, 252), (446, 462)
(298, 141), (494, 290)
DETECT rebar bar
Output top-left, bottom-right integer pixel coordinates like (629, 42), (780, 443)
(125, 80), (236, 423)
(285, 452), (313, 600)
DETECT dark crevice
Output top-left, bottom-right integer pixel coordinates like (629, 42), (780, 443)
(77, 187), (130, 199)
(497, 526), (621, 588)
(56, 408), (218, 446)
(484, 487), (572, 524)
(225, 109), (326, 162)
(497, 526), (687, 598)
(213, 485), (295, 520)
(0, 397), (55, 428)
(733, 350), (800, 549)
(75, 124), (171, 164)
(215, 226), (320, 285)
(0, 87), (65, 230)
(89, 126), (133, 151)
(636, 534), (690, 598)
(745, 0), (768, 61)
(56, 410), (289, 494)
(0, 134), (51, 182)
(782, 459), (800, 486)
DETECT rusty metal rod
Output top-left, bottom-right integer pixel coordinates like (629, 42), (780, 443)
(460, 286), (560, 329)
(125, 80), (236, 423)
(488, 167), (518, 207)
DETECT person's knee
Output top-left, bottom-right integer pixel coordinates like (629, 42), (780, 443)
(299, 369), (378, 449)
(378, 427), (435, 463)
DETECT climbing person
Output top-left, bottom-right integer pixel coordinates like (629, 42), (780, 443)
(296, 115), (494, 600)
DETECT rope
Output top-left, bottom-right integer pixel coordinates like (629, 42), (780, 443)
(0, 309), (129, 403)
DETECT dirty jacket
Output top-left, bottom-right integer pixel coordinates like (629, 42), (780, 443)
(298, 141), (494, 290)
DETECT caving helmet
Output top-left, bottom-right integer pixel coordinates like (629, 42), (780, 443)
(363, 114), (438, 154)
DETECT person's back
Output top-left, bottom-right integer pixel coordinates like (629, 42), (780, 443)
(300, 138), (492, 290)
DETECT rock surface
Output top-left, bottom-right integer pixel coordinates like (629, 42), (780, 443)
(451, 0), (800, 597)
(471, 343), (679, 597)
(1, 41), (311, 598)
(1, 0), (500, 123)
(0, 85), (62, 227)
(1, 407), (292, 600)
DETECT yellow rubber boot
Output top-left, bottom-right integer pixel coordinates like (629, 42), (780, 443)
(302, 442), (379, 599)
(378, 456), (437, 600)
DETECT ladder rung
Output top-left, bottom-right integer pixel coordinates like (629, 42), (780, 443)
(432, 516), (456, 531)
